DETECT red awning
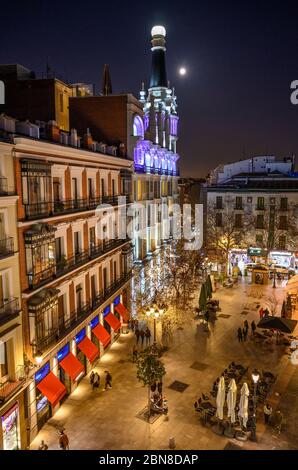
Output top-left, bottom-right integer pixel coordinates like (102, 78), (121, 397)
(105, 312), (121, 331)
(60, 352), (84, 381)
(77, 336), (99, 363)
(92, 323), (111, 348)
(115, 302), (129, 322)
(36, 372), (66, 407)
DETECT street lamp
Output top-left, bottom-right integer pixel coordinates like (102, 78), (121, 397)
(250, 369), (260, 442)
(272, 268), (276, 288)
(146, 304), (164, 345)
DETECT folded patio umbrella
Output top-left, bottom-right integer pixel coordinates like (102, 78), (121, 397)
(227, 379), (237, 424)
(199, 283), (207, 312)
(216, 376), (226, 420)
(257, 315), (297, 334)
(238, 382), (249, 428)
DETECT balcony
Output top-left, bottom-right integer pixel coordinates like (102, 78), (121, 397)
(234, 205), (243, 210)
(28, 238), (131, 289)
(0, 237), (14, 258)
(0, 298), (21, 326)
(0, 366), (27, 404)
(23, 194), (131, 220)
(255, 205), (266, 211)
(0, 176), (8, 195)
(33, 271), (133, 351)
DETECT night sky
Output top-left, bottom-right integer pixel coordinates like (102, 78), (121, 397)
(2, 0), (298, 177)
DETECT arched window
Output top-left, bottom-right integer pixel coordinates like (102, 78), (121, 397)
(133, 115), (144, 138)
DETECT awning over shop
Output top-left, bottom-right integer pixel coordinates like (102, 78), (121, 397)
(36, 372), (66, 407)
(60, 352), (84, 381)
(114, 302), (129, 322)
(92, 323), (111, 348)
(105, 312), (121, 332)
(77, 336), (99, 363)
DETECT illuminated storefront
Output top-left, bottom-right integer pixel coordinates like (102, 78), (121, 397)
(1, 403), (21, 450)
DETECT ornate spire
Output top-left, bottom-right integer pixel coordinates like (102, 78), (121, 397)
(149, 26), (167, 89)
(102, 64), (112, 96)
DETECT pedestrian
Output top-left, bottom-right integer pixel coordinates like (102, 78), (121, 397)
(89, 370), (95, 388)
(244, 320), (249, 332)
(135, 328), (140, 344)
(237, 327), (243, 342)
(243, 328), (248, 341)
(157, 381), (163, 394)
(132, 344), (138, 363)
(140, 329), (145, 346)
(58, 430), (69, 450)
(259, 307), (264, 319)
(38, 440), (48, 450)
(275, 410), (283, 434)
(251, 321), (256, 337)
(104, 370), (112, 390)
(93, 372), (100, 390)
(145, 327), (151, 345)
(263, 403), (272, 425)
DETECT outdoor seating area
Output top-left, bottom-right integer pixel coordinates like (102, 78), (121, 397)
(194, 362), (277, 438)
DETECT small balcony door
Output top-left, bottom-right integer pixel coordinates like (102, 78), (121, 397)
(76, 284), (83, 312)
(72, 178), (78, 202)
(103, 268), (108, 295)
(90, 275), (97, 304)
(53, 177), (61, 202)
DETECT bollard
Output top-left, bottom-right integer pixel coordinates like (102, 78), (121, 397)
(168, 437), (176, 449)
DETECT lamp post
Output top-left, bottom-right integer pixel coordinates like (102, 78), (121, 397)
(250, 369), (260, 442)
(272, 268), (276, 288)
(145, 304), (164, 346)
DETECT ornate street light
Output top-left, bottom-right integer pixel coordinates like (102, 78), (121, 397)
(250, 369), (260, 441)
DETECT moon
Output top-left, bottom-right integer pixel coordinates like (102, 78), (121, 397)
(179, 67), (187, 76)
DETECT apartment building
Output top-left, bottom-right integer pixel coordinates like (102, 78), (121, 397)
(0, 136), (26, 450)
(0, 114), (133, 444)
(206, 158), (298, 274)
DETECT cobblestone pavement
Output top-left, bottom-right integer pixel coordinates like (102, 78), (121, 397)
(30, 276), (298, 450)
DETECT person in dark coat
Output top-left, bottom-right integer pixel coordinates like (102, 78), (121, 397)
(251, 320), (257, 337)
(104, 370), (112, 390)
(243, 327), (248, 341)
(135, 328), (140, 344)
(90, 371), (95, 388)
(237, 327), (243, 342)
(140, 329), (145, 346)
(244, 320), (249, 333)
(145, 327), (151, 345)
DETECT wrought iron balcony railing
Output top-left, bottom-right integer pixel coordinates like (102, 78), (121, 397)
(0, 298), (21, 326)
(0, 237), (14, 258)
(23, 194), (132, 220)
(33, 271), (133, 351)
(28, 238), (131, 289)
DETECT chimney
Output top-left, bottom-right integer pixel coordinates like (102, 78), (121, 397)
(102, 64), (112, 96)
(46, 120), (60, 142)
(83, 128), (93, 150)
(119, 143), (126, 158)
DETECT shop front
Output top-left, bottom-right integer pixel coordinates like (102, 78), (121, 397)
(35, 362), (66, 431)
(104, 305), (121, 340)
(247, 247), (267, 264)
(228, 249), (248, 275)
(1, 403), (21, 450)
(75, 328), (99, 373)
(57, 343), (84, 394)
(268, 251), (295, 269)
(90, 315), (111, 350)
(114, 295), (130, 324)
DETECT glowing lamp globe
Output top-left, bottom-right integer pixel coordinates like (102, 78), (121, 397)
(151, 25), (166, 37)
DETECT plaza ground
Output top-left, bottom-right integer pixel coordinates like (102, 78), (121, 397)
(30, 275), (298, 450)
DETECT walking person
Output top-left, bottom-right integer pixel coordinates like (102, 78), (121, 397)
(275, 410), (283, 434)
(93, 372), (100, 390)
(243, 327), (248, 341)
(58, 430), (69, 450)
(140, 329), (145, 347)
(104, 370), (112, 390)
(237, 327), (243, 342)
(251, 320), (256, 337)
(244, 320), (249, 333)
(135, 327), (140, 344)
(89, 370), (95, 388)
(259, 307), (264, 319)
(38, 440), (48, 450)
(263, 403), (272, 425)
(145, 327), (151, 345)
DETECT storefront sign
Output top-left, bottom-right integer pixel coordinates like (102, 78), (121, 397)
(35, 362), (50, 385)
(90, 315), (99, 329)
(103, 305), (110, 317)
(247, 247), (266, 256)
(114, 295), (120, 306)
(57, 344), (70, 363)
(75, 328), (86, 345)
